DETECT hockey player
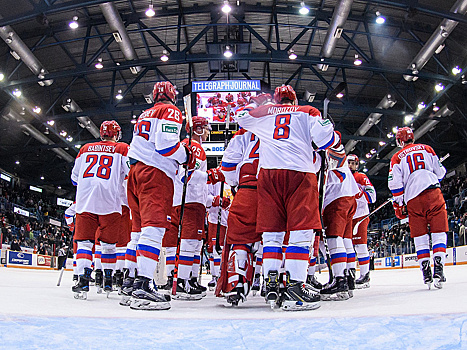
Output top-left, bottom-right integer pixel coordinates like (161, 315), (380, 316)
(126, 82), (195, 310)
(236, 85), (340, 311)
(347, 154), (376, 288)
(71, 120), (130, 300)
(64, 202), (77, 283)
(171, 116), (211, 300)
(388, 127), (448, 289)
(319, 143), (359, 300)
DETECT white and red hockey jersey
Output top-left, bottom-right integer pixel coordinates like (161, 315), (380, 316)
(128, 103), (187, 179)
(352, 172), (376, 218)
(388, 143), (446, 204)
(71, 141), (130, 215)
(221, 128), (259, 187)
(206, 182), (229, 226)
(236, 104), (338, 173)
(173, 139), (208, 207)
(64, 202), (76, 226)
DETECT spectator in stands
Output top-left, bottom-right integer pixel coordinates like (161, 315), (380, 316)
(10, 239), (22, 251)
(38, 242), (46, 255)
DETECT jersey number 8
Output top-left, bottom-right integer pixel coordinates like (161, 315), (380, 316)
(273, 114), (291, 140)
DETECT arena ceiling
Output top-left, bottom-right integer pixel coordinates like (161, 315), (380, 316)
(1, 0), (467, 196)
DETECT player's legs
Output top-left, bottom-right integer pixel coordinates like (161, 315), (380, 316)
(74, 212), (99, 276)
(224, 243), (254, 305)
(191, 239), (203, 279)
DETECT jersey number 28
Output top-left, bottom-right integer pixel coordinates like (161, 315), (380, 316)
(83, 154), (113, 180)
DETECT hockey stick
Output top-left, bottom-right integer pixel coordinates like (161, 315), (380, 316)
(215, 104), (231, 255)
(317, 150), (334, 284)
(171, 112), (193, 295)
(352, 152), (450, 236)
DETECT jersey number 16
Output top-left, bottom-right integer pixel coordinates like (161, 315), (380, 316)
(407, 152), (425, 174)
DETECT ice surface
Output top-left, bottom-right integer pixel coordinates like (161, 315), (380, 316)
(0, 265), (466, 349)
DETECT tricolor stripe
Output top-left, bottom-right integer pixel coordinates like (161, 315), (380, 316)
(221, 161), (238, 172)
(125, 248), (137, 263)
(358, 256), (370, 265)
(417, 249), (430, 260)
(232, 244), (250, 252)
(320, 132), (335, 150)
(285, 246), (309, 261)
(193, 255), (201, 264)
(213, 258), (221, 266)
(136, 244), (160, 261)
(178, 255), (194, 266)
(263, 246), (283, 260)
(433, 243), (446, 254)
(156, 143), (180, 157)
(390, 188), (404, 196)
(256, 257), (263, 265)
(309, 256), (317, 266)
(76, 249), (92, 260)
(333, 170), (346, 183)
(347, 252), (356, 263)
(101, 253), (116, 264)
(331, 252), (347, 264)
(166, 256), (176, 262)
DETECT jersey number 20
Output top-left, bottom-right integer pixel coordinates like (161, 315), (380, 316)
(273, 114), (291, 140)
(83, 154), (113, 179)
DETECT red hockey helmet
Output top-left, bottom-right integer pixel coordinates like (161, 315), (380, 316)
(153, 81), (177, 104)
(396, 126), (414, 147)
(237, 97), (247, 107)
(186, 116), (211, 135)
(347, 154), (359, 164)
(100, 120), (121, 141)
(226, 93), (234, 102)
(274, 85), (297, 104)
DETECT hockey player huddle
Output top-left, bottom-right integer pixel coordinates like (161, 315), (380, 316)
(68, 82), (448, 311)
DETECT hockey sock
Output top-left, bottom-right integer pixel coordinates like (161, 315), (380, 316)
(209, 254), (214, 275)
(73, 254), (77, 275)
(125, 231), (140, 278)
(327, 236), (347, 278)
(431, 232), (447, 265)
(191, 240), (203, 279)
(116, 246), (126, 272)
(76, 240), (93, 275)
(136, 226), (164, 279)
(284, 230), (314, 282)
(212, 249), (221, 277)
(414, 234), (431, 270)
(94, 242), (102, 271)
(354, 244), (370, 277)
(262, 231), (285, 277)
(165, 246), (176, 277)
(178, 239), (197, 280)
(308, 256), (317, 276)
(254, 243), (263, 276)
(344, 238), (356, 270)
(101, 242), (117, 271)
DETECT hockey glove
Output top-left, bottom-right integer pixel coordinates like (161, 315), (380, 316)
(328, 144), (346, 168)
(207, 167), (225, 184)
(212, 196), (231, 209)
(392, 202), (408, 220)
(182, 143), (197, 170)
(68, 222), (75, 232)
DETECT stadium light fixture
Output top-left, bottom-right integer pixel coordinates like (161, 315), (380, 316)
(15, 161), (20, 165)
(323, 82), (347, 119)
(33, 106), (41, 113)
(299, 2), (309, 15)
(160, 50), (169, 62)
(366, 153), (371, 159)
(95, 58), (103, 69)
(145, 3), (155, 17)
(375, 11), (386, 24)
(60, 130), (67, 137)
(75, 144), (81, 149)
(392, 126), (398, 134)
(40, 176), (44, 180)
(417, 102), (426, 110)
(47, 120), (55, 126)
(66, 136), (73, 142)
(433, 104), (440, 112)
(370, 148), (377, 154)
(12, 88), (21, 97)
(452, 66), (462, 75)
(363, 167), (368, 173)
(222, 1), (232, 14)
(288, 49), (297, 60)
(379, 141), (386, 146)
(404, 114), (414, 124)
(353, 54), (362, 66)
(224, 46), (233, 58)
(387, 132), (394, 139)
(435, 83), (445, 92)
(360, 160), (365, 164)
(69, 16), (79, 29)
(116, 90), (123, 100)
(0, 72), (4, 81)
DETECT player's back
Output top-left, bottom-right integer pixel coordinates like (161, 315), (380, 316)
(237, 104), (334, 173)
(128, 102), (183, 178)
(390, 143), (446, 202)
(72, 141), (129, 215)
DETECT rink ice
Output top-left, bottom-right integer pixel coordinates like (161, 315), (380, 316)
(0, 265), (466, 349)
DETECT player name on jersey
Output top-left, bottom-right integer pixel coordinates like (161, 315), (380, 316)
(86, 145), (118, 153)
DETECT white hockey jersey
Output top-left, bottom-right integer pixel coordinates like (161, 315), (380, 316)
(173, 139), (208, 206)
(128, 102), (187, 180)
(388, 143), (446, 204)
(64, 202), (76, 226)
(322, 151), (360, 210)
(71, 141), (130, 215)
(353, 172), (376, 218)
(235, 104), (338, 173)
(221, 128), (259, 187)
(206, 182), (229, 226)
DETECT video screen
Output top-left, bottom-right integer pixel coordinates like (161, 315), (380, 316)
(196, 91), (257, 123)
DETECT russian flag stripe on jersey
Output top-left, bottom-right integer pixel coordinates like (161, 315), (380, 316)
(320, 132), (335, 150)
(391, 187), (404, 196)
(358, 256), (370, 265)
(285, 246), (309, 260)
(331, 252), (347, 264)
(156, 142), (180, 157)
(347, 252), (356, 262)
(433, 243), (446, 254)
(178, 255), (194, 265)
(101, 253), (116, 263)
(221, 161), (238, 171)
(263, 246), (282, 260)
(417, 249), (430, 259)
(333, 170), (346, 183)
(166, 256), (176, 262)
(136, 244), (160, 261)
(76, 249), (92, 260)
(193, 255), (201, 264)
(309, 256), (317, 266)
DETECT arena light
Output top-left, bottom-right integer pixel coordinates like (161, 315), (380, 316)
(145, 4), (155, 17)
(60, 130), (67, 137)
(288, 49), (297, 60)
(366, 153), (372, 159)
(95, 58), (103, 69)
(160, 50), (169, 62)
(223, 46), (233, 58)
(115, 89), (123, 100)
(417, 102), (426, 110)
(336, 92), (344, 98)
(66, 136), (73, 142)
(47, 120), (55, 126)
(392, 126), (398, 134)
(12, 88), (21, 97)
(433, 104), (440, 112)
(353, 54), (362, 66)
(363, 167), (368, 173)
(379, 141), (386, 146)
(375, 11), (386, 24)
(452, 66), (462, 75)
(33, 106), (41, 113)
(387, 132), (394, 138)
(299, 2), (310, 15)
(435, 83), (445, 92)
(69, 16), (79, 29)
(15, 160), (20, 165)
(222, 1), (232, 14)
(0, 72), (4, 81)
(360, 160), (365, 164)
(40, 176), (44, 180)
(75, 144), (81, 149)
(404, 114), (414, 124)
(370, 148), (377, 154)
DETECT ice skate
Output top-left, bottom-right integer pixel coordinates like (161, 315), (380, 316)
(251, 273), (261, 296)
(421, 260), (433, 289)
(355, 272), (370, 289)
(130, 277), (171, 310)
(119, 272), (135, 306)
(433, 256), (446, 289)
(72, 274), (78, 286)
(264, 270), (280, 309)
(190, 277), (207, 297)
(114, 270), (123, 293)
(320, 276), (349, 301)
(346, 268), (356, 298)
(89, 275), (96, 286)
(306, 274), (323, 292)
(172, 278), (203, 301)
(281, 277), (321, 311)
(208, 276), (218, 291)
(157, 275), (174, 293)
(104, 269), (113, 297)
(72, 267), (92, 300)
(95, 269), (103, 294)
